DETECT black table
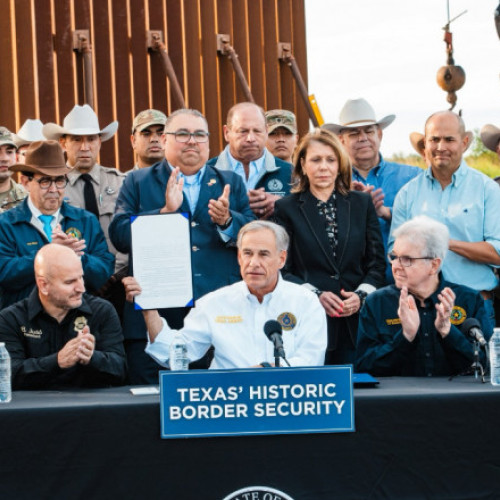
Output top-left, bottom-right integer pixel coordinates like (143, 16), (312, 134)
(1, 377), (499, 500)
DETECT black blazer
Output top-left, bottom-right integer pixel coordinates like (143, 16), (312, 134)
(273, 189), (386, 345)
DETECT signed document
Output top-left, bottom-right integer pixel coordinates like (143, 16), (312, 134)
(131, 213), (194, 310)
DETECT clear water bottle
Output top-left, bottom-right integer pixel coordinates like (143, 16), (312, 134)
(0, 342), (12, 403)
(489, 328), (500, 386)
(169, 332), (189, 371)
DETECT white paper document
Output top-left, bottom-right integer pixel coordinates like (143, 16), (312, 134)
(131, 213), (193, 310)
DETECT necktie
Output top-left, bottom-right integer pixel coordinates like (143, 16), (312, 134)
(80, 173), (99, 218)
(38, 214), (54, 242)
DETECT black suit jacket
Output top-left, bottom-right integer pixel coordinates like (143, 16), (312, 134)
(273, 189), (386, 347)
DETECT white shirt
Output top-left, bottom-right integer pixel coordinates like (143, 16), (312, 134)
(146, 276), (327, 369)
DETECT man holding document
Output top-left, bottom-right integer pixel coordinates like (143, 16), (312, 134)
(124, 221), (327, 368)
(110, 109), (255, 382)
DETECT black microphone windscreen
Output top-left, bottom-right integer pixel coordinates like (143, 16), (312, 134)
(461, 318), (481, 332)
(264, 320), (282, 339)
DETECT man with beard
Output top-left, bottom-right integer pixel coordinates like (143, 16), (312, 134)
(0, 244), (126, 389)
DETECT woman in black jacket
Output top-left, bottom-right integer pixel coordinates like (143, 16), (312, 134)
(273, 129), (385, 364)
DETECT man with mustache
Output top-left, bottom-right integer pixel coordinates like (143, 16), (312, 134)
(390, 111), (500, 332)
(129, 109), (167, 171)
(109, 108), (255, 383)
(0, 141), (114, 308)
(43, 105), (126, 269)
(0, 243), (126, 389)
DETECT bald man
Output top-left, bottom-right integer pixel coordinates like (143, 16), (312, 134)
(0, 244), (127, 389)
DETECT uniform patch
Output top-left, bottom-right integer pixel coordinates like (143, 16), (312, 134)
(21, 325), (42, 339)
(27, 241), (39, 246)
(450, 306), (467, 325)
(385, 318), (401, 325)
(277, 312), (296, 331)
(267, 178), (283, 192)
(215, 315), (243, 323)
(104, 186), (116, 195)
(74, 316), (88, 333)
(65, 227), (82, 239)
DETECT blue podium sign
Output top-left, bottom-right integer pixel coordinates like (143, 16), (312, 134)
(159, 366), (354, 439)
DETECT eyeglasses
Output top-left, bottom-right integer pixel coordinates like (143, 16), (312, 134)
(31, 176), (68, 190)
(387, 252), (434, 267)
(164, 130), (209, 143)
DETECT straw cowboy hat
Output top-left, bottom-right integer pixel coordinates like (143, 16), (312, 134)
(13, 119), (45, 148)
(9, 140), (73, 176)
(480, 124), (500, 152)
(410, 130), (474, 157)
(42, 104), (118, 141)
(322, 98), (396, 135)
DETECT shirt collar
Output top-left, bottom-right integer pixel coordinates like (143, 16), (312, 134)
(352, 153), (383, 180)
(425, 159), (468, 186)
(27, 196), (61, 221)
(178, 165), (206, 185)
(242, 273), (283, 304)
(226, 146), (266, 172)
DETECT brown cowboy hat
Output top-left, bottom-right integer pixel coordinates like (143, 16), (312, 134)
(9, 140), (73, 176)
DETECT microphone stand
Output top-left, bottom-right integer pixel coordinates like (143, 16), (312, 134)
(470, 340), (486, 383)
(274, 348), (280, 368)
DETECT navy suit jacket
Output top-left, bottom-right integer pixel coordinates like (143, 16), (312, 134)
(109, 159), (255, 339)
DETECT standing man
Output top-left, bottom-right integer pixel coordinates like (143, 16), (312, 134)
(129, 109), (167, 171)
(390, 111), (500, 331)
(207, 102), (292, 219)
(0, 244), (126, 389)
(0, 141), (114, 308)
(265, 109), (298, 165)
(324, 98), (421, 282)
(43, 105), (125, 268)
(124, 221), (327, 369)
(0, 127), (27, 211)
(109, 108), (255, 383)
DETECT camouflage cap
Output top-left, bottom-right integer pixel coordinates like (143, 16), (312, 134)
(132, 109), (167, 133)
(265, 109), (297, 134)
(0, 127), (17, 149)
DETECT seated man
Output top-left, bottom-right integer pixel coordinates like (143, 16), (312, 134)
(356, 216), (491, 377)
(0, 244), (127, 389)
(0, 140), (114, 308)
(124, 221), (327, 368)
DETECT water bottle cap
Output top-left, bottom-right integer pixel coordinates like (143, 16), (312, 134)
(0, 342), (4, 347)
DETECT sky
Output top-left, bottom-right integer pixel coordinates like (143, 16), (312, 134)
(304, 0), (500, 156)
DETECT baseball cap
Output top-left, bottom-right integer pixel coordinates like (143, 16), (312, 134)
(0, 127), (17, 148)
(132, 109), (167, 133)
(265, 109), (297, 134)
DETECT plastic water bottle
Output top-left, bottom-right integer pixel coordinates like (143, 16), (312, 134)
(0, 342), (12, 403)
(169, 333), (189, 371)
(489, 328), (500, 386)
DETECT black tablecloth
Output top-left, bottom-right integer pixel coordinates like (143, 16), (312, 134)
(1, 377), (499, 500)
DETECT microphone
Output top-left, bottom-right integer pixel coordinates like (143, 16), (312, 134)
(263, 320), (286, 359)
(460, 318), (487, 347)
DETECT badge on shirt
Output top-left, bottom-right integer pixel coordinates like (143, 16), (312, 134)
(105, 186), (115, 195)
(65, 227), (82, 239)
(277, 312), (296, 331)
(207, 179), (217, 186)
(74, 316), (88, 334)
(385, 318), (401, 325)
(267, 179), (283, 192)
(450, 306), (467, 325)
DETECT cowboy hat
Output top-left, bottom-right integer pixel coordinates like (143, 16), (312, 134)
(480, 124), (500, 152)
(324, 98), (396, 135)
(410, 130), (474, 157)
(9, 140), (73, 176)
(42, 104), (118, 141)
(13, 119), (45, 148)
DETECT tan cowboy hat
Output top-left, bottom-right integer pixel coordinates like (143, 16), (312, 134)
(42, 104), (118, 141)
(480, 124), (500, 152)
(410, 130), (474, 157)
(10, 140), (73, 176)
(13, 119), (45, 148)
(324, 98), (396, 135)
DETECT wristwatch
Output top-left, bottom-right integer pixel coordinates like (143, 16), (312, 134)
(217, 215), (233, 230)
(354, 290), (368, 308)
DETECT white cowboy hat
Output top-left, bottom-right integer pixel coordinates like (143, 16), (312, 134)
(480, 124), (500, 152)
(410, 130), (474, 157)
(13, 119), (45, 148)
(324, 98), (396, 135)
(42, 104), (118, 142)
